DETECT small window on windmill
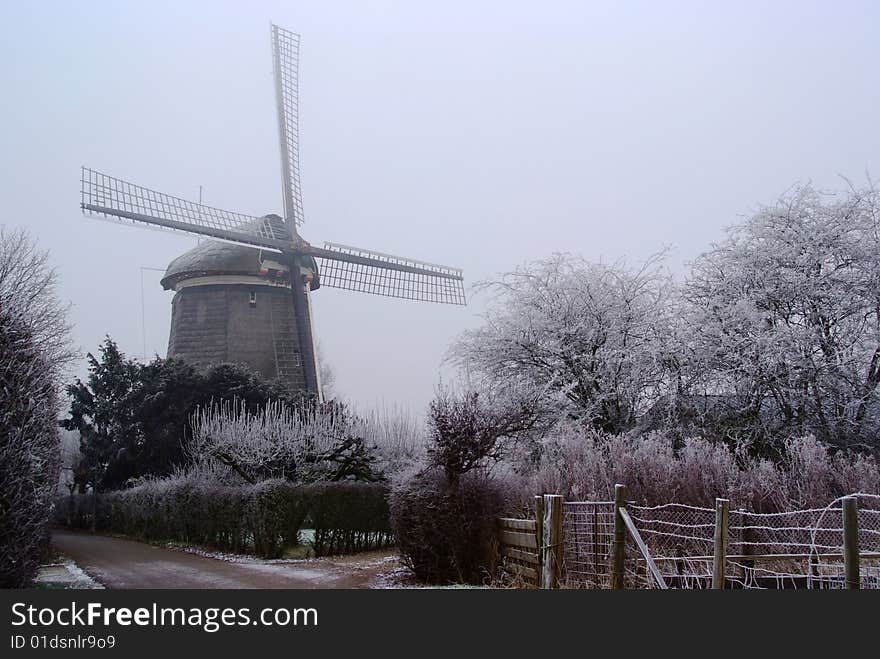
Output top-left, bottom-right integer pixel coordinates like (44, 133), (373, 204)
(249, 290), (257, 307)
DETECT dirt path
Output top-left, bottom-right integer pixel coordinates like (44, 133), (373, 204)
(52, 530), (400, 589)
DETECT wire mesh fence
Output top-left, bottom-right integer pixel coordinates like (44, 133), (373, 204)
(725, 499), (880, 589)
(562, 501), (614, 588)
(561, 493), (880, 589)
(624, 502), (716, 589)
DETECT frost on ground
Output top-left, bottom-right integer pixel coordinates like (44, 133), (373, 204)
(167, 542), (484, 588)
(172, 544), (308, 565)
(34, 557), (103, 589)
(169, 542), (412, 588)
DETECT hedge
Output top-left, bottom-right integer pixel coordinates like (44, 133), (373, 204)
(307, 482), (394, 555)
(55, 479), (392, 558)
(1, 313), (61, 588)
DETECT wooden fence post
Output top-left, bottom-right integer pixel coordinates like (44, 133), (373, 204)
(712, 498), (729, 590)
(611, 483), (627, 590)
(541, 494), (563, 589)
(842, 496), (860, 590)
(534, 495), (544, 587)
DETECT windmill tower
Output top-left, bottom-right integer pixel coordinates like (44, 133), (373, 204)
(80, 24), (466, 400)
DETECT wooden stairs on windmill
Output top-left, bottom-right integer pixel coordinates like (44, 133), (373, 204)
(268, 293), (305, 389)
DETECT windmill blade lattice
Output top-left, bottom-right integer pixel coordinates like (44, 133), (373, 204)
(80, 167), (290, 250)
(316, 242), (466, 305)
(271, 24), (305, 230)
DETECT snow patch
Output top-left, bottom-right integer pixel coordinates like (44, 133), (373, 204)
(35, 558), (104, 589)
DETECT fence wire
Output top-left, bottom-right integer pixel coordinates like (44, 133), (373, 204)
(562, 501), (615, 588)
(562, 493), (880, 589)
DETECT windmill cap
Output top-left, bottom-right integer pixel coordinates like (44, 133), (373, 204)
(160, 216), (318, 290)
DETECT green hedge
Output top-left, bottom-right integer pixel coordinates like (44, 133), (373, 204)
(55, 479), (392, 558)
(307, 482), (394, 555)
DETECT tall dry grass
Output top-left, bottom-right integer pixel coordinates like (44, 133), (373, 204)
(504, 424), (880, 512)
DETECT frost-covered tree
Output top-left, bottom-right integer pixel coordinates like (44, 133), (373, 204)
(0, 227), (73, 587)
(450, 253), (674, 433)
(427, 384), (543, 485)
(682, 182), (880, 449)
(0, 227), (73, 368)
(188, 400), (382, 483)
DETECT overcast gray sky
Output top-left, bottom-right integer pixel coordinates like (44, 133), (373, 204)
(1, 1), (877, 415)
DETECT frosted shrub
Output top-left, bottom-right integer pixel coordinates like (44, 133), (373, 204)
(508, 425), (879, 511)
(188, 400), (426, 484)
(525, 424), (609, 500)
(730, 455), (786, 512)
(781, 436), (838, 507)
(781, 436), (880, 507)
(189, 400), (383, 483)
(671, 438), (738, 505)
(359, 405), (426, 475)
(190, 400), (337, 481)
(832, 452), (880, 497)
(606, 433), (677, 504)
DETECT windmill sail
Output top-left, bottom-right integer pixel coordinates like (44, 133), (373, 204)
(80, 167), (290, 251)
(271, 24), (305, 230)
(314, 242), (466, 305)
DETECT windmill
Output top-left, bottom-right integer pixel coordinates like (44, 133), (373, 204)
(80, 24), (465, 401)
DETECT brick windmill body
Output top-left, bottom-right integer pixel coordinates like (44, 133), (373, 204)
(160, 227), (320, 392)
(81, 25), (466, 399)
